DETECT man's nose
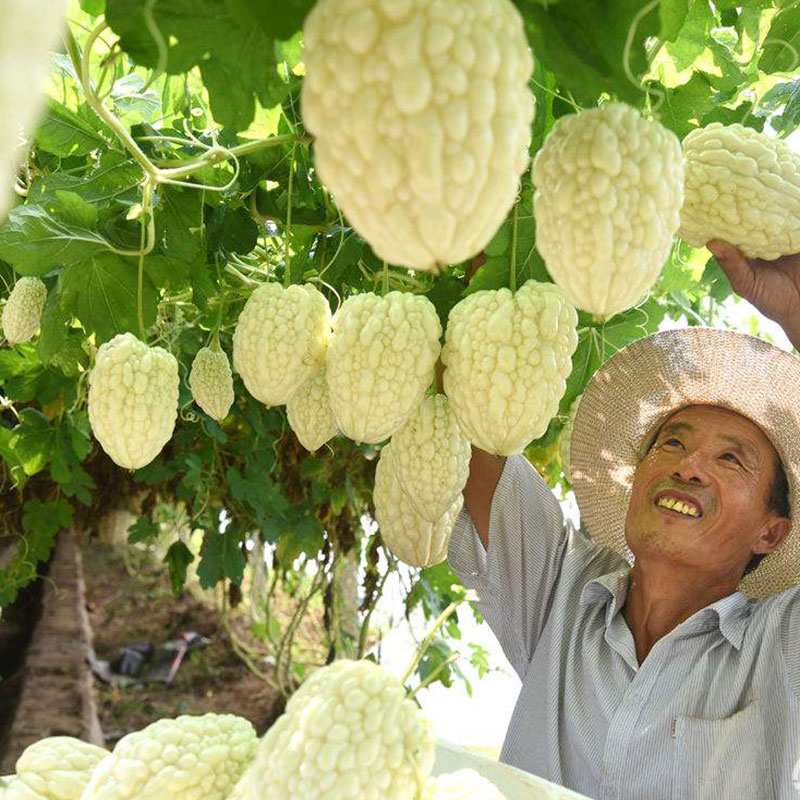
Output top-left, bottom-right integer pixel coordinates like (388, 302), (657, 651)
(671, 450), (709, 484)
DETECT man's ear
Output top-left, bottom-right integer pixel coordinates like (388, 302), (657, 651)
(753, 516), (792, 555)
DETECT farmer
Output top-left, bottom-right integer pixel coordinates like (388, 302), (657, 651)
(448, 242), (800, 800)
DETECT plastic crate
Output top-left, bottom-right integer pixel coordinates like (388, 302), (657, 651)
(433, 741), (595, 800)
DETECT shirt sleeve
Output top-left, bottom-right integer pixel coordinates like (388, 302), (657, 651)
(778, 583), (800, 698)
(447, 453), (571, 680)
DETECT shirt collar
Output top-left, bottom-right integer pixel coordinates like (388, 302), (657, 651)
(579, 568), (752, 650)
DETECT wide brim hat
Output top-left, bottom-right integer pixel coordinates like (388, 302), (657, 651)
(569, 326), (800, 600)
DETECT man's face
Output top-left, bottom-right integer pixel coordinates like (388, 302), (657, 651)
(625, 404), (790, 579)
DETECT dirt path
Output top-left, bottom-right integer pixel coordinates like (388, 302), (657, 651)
(1, 534), (283, 768)
(0, 533), (102, 773)
(83, 542), (282, 742)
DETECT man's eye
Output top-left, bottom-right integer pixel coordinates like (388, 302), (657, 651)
(663, 438), (681, 446)
(721, 452), (741, 465)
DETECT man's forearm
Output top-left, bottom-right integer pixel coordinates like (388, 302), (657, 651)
(462, 447), (506, 551)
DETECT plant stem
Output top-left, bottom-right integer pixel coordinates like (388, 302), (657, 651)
(509, 199), (519, 293)
(66, 22), (157, 179)
(382, 261), (389, 295)
(400, 597), (466, 686)
(137, 181), (154, 340)
(284, 142), (297, 288)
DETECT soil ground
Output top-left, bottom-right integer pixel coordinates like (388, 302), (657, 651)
(82, 541), (282, 744)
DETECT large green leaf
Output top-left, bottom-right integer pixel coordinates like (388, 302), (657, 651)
(514, 0), (661, 105)
(35, 100), (110, 158)
(60, 252), (159, 342)
(559, 298), (666, 414)
(21, 498), (74, 561)
(0, 205), (113, 276)
(760, 4), (800, 73)
(29, 152), (143, 208)
(10, 409), (55, 476)
(223, 0), (314, 39)
(660, 0), (691, 41)
(105, 0), (290, 130)
(156, 188), (204, 262)
(197, 523), (247, 588)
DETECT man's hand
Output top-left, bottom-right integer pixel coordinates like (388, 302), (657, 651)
(707, 239), (800, 348)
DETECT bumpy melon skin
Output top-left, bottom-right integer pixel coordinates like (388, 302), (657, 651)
(301, 0), (535, 272)
(286, 365), (339, 451)
(326, 291), (441, 444)
(250, 659), (436, 800)
(679, 122), (800, 260)
(232, 283), (331, 408)
(390, 394), (470, 523)
(423, 769), (509, 800)
(532, 103), (683, 318)
(189, 346), (235, 422)
(88, 333), (179, 470)
(6, 737), (107, 800)
(1, 0), (69, 222)
(374, 443), (462, 568)
(2, 277), (47, 345)
(442, 280), (578, 456)
(80, 714), (256, 800)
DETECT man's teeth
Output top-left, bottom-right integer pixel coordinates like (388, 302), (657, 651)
(656, 497), (700, 517)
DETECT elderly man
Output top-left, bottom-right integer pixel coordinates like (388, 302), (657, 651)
(447, 243), (800, 800)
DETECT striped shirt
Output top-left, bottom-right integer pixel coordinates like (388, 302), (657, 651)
(447, 454), (800, 800)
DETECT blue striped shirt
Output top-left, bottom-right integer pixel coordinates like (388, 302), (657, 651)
(448, 454), (800, 800)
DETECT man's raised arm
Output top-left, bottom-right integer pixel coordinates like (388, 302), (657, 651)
(462, 446), (507, 550)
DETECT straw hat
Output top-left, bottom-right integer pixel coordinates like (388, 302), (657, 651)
(569, 327), (800, 600)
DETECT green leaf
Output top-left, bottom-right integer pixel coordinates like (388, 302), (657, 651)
(223, 0), (314, 40)
(22, 498), (74, 562)
(190, 260), (217, 313)
(760, 5), (800, 73)
(0, 205), (113, 276)
(156, 188), (203, 262)
(38, 289), (69, 365)
(142, 254), (191, 292)
(759, 80), (800, 135)
(660, 0), (690, 41)
(106, 0), (281, 130)
(227, 465), (289, 542)
(60, 252), (158, 343)
(424, 276), (465, 329)
(35, 100), (109, 158)
(659, 73), (715, 138)
(50, 424), (96, 505)
(197, 526), (247, 588)
(80, 0), (106, 12)
(29, 152), (143, 208)
(465, 178), (550, 295)
(207, 205), (259, 255)
(665, 0), (716, 71)
(515, 0), (661, 105)
(10, 409), (55, 476)
(701, 256), (734, 302)
(164, 541), (194, 594)
(417, 637), (456, 688)
(127, 516), (161, 544)
(52, 191), (98, 229)
(275, 512), (325, 565)
(560, 299), (666, 415)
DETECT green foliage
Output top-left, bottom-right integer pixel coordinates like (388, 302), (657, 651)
(0, 0), (797, 699)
